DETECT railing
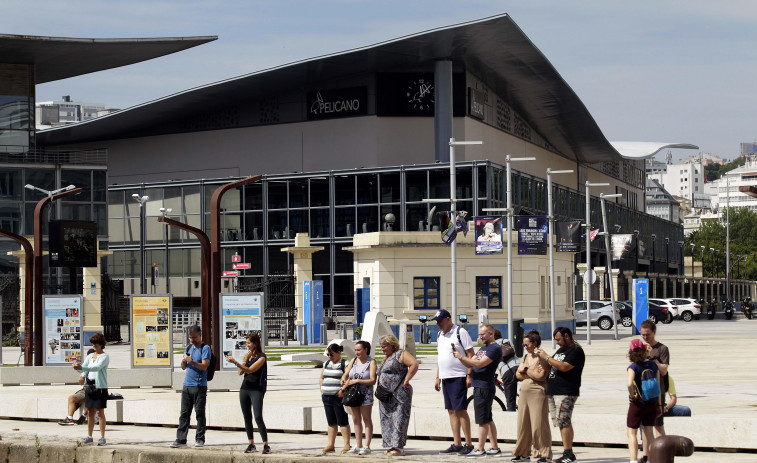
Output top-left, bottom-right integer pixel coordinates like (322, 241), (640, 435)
(0, 148), (107, 165)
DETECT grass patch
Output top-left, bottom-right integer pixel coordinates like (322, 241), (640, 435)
(276, 361), (319, 366)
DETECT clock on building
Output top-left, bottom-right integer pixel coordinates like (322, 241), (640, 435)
(406, 78), (434, 112)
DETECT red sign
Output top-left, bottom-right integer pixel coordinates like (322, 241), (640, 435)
(231, 254), (241, 263)
(233, 263), (250, 270)
(222, 271), (239, 277)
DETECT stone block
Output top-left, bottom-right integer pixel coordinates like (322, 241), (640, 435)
(109, 368), (172, 388)
(0, 394), (38, 418)
(122, 399), (182, 426)
(0, 366), (80, 386)
(73, 445), (117, 463)
(131, 447), (195, 463)
(207, 401), (310, 431)
(7, 440), (39, 463)
(172, 370), (242, 391)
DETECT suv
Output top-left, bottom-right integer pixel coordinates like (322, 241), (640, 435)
(667, 298), (701, 322)
(574, 300), (620, 330)
(648, 299), (677, 324)
(617, 301), (669, 327)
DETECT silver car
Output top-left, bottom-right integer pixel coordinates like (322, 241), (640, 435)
(574, 300), (621, 330)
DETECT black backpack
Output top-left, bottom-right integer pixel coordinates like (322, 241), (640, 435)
(187, 343), (217, 381)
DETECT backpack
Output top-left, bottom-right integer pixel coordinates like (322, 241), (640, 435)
(187, 343), (217, 381)
(438, 325), (464, 351)
(634, 366), (660, 402)
(500, 340), (515, 362)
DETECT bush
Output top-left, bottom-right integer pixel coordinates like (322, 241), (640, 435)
(2, 330), (20, 347)
(353, 325), (363, 340)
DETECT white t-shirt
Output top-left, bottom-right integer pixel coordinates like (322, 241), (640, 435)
(437, 325), (474, 379)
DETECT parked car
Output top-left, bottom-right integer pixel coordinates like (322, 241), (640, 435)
(617, 301), (670, 327)
(649, 298), (677, 323)
(574, 300), (620, 330)
(667, 298), (702, 322)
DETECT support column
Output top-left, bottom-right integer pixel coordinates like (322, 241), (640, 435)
(282, 234), (324, 334)
(7, 237), (38, 340)
(434, 60), (453, 163)
(82, 244), (113, 340)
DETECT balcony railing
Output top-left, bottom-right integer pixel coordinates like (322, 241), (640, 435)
(0, 148), (107, 166)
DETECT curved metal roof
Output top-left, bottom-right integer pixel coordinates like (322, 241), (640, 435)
(37, 15), (690, 164)
(0, 33), (217, 83)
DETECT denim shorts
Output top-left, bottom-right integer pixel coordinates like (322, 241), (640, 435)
(473, 387), (495, 424)
(322, 394), (349, 427)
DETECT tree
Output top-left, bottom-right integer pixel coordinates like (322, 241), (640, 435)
(687, 207), (757, 280)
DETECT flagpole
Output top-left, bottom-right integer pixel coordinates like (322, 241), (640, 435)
(584, 182), (609, 345)
(547, 168), (573, 349)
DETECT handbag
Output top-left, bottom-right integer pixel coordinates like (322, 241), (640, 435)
(341, 384), (365, 406)
(374, 355), (406, 403)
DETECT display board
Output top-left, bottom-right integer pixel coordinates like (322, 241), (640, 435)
(220, 292), (265, 370)
(43, 295), (83, 365)
(49, 220), (97, 267)
(517, 216), (548, 255)
(632, 279), (649, 336)
(303, 280), (324, 344)
(130, 294), (173, 368)
(474, 216), (504, 255)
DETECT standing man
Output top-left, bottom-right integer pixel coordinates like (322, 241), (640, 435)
(640, 320), (669, 438)
(493, 328), (519, 412)
(453, 323), (502, 457)
(433, 309), (475, 455)
(536, 327), (585, 463)
(171, 325), (211, 448)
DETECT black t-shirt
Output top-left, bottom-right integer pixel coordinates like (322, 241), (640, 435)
(241, 354), (267, 391)
(546, 344), (585, 396)
(471, 343), (502, 389)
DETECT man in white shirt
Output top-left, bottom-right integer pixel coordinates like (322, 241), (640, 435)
(433, 309), (475, 455)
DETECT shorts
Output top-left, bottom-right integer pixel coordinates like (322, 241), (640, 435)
(322, 394), (349, 427)
(441, 377), (468, 410)
(473, 387), (495, 424)
(627, 399), (658, 429)
(548, 395), (578, 428)
(73, 388), (85, 402)
(654, 401), (666, 427)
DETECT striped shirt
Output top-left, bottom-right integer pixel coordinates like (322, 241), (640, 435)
(321, 358), (346, 395)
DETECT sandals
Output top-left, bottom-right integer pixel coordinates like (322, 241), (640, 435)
(385, 448), (405, 456)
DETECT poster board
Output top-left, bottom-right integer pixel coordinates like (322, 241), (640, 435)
(517, 216), (548, 255)
(43, 295), (83, 365)
(130, 294), (173, 368)
(220, 292), (265, 370)
(632, 279), (649, 336)
(474, 216), (504, 255)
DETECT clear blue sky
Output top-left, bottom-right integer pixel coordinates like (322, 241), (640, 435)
(5, 0), (755, 160)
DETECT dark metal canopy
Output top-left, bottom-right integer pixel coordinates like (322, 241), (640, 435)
(38, 14), (621, 163)
(0, 33), (217, 83)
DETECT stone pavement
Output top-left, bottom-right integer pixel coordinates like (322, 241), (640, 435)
(1, 318), (756, 460)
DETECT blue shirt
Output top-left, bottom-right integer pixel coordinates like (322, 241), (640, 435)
(184, 343), (212, 387)
(471, 343), (502, 389)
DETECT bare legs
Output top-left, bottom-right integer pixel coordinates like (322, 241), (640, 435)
(448, 409), (472, 446)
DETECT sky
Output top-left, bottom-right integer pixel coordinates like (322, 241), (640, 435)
(4, 0), (756, 161)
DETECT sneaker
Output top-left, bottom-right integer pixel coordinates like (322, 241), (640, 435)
(487, 448), (502, 456)
(245, 444), (257, 453)
(76, 415), (86, 425)
(554, 454), (577, 463)
(466, 449), (487, 457)
(170, 440), (187, 448)
(511, 457), (531, 462)
(262, 444), (271, 454)
(536, 459), (550, 463)
(58, 417), (76, 426)
(97, 437), (106, 446)
(440, 444), (463, 454)
(81, 436), (93, 445)
(343, 445), (358, 454)
(458, 444), (475, 455)
(194, 440), (204, 448)
(359, 447), (372, 455)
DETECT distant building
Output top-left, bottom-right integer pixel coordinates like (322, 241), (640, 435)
(679, 152), (728, 166)
(35, 96), (118, 129)
(646, 158), (704, 202)
(716, 155), (757, 217)
(646, 179), (680, 222)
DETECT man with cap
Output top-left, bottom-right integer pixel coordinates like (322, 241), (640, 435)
(433, 309), (475, 455)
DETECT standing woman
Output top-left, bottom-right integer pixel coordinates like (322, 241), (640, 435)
(377, 335), (419, 456)
(73, 333), (109, 446)
(626, 339), (661, 463)
(226, 333), (270, 454)
(341, 341), (377, 455)
(512, 330), (552, 462)
(320, 343), (351, 454)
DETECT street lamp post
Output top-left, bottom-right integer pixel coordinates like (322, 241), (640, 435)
(633, 230), (640, 279)
(650, 234), (656, 291)
(700, 246), (705, 277)
(132, 194), (149, 294)
(584, 181), (609, 345)
(546, 168), (573, 348)
(710, 248), (715, 279)
(599, 192), (622, 341)
(678, 241), (684, 277)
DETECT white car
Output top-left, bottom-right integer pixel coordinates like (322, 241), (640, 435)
(667, 298), (702, 322)
(649, 299), (677, 323)
(574, 300), (620, 330)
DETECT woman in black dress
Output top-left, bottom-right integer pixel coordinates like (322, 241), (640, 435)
(73, 333), (109, 446)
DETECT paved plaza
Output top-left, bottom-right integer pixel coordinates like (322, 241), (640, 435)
(1, 318), (756, 461)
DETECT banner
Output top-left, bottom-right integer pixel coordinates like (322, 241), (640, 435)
(43, 296), (83, 365)
(130, 295), (173, 368)
(439, 211), (468, 245)
(475, 216), (504, 255)
(611, 234), (634, 260)
(517, 216), (548, 255)
(557, 220), (581, 252)
(221, 293), (264, 370)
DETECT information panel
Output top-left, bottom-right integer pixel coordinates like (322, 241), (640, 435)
(220, 292), (264, 370)
(43, 295), (83, 365)
(130, 294), (173, 368)
(632, 279), (649, 336)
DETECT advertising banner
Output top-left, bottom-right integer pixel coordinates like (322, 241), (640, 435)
(632, 279), (649, 336)
(517, 216), (548, 255)
(474, 216), (504, 255)
(49, 220), (97, 268)
(130, 295), (172, 368)
(43, 295), (83, 365)
(556, 220), (582, 252)
(221, 292), (264, 370)
(611, 234), (634, 260)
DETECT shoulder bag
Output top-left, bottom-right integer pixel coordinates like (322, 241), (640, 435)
(374, 353), (406, 403)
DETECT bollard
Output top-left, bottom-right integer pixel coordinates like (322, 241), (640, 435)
(340, 322), (347, 339)
(320, 323), (326, 345)
(649, 435), (694, 463)
(281, 323), (288, 346)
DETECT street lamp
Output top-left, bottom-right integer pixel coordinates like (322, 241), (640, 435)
(599, 192), (622, 341)
(546, 168), (573, 348)
(690, 243), (695, 279)
(710, 248), (715, 278)
(633, 230), (640, 279)
(584, 181), (610, 345)
(664, 237), (670, 277)
(132, 194), (149, 294)
(678, 241), (684, 277)
(700, 246), (705, 277)
(650, 234), (656, 279)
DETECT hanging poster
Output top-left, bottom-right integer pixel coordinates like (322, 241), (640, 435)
(611, 234), (634, 260)
(517, 216), (548, 255)
(221, 292), (265, 370)
(475, 216), (504, 255)
(557, 220), (582, 252)
(130, 294), (173, 368)
(43, 295), (83, 365)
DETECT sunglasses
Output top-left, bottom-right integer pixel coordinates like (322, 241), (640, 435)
(522, 343), (531, 347)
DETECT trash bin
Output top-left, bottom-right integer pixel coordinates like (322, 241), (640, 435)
(511, 318), (525, 358)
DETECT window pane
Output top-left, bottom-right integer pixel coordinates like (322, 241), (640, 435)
(94, 204), (106, 235)
(164, 187), (183, 214)
(244, 211), (264, 240)
(406, 171), (426, 202)
(288, 179), (308, 208)
(429, 169), (449, 200)
(310, 178), (329, 207)
(335, 206), (355, 237)
(183, 185), (201, 214)
(357, 206), (378, 233)
(108, 217), (124, 245)
(380, 172), (400, 203)
(61, 203), (91, 221)
(289, 209), (308, 237)
(24, 169), (55, 201)
(268, 180), (287, 209)
(310, 208), (330, 238)
(334, 175), (354, 206)
(61, 170), (91, 201)
(357, 174), (378, 204)
(381, 204), (400, 232)
(0, 202), (21, 233)
(244, 183), (262, 210)
(268, 211), (287, 239)
(93, 170), (107, 202)
(0, 168), (21, 199)
(108, 190), (124, 218)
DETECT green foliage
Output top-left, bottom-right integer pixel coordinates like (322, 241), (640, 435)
(353, 324), (363, 340)
(688, 207), (757, 280)
(704, 157), (746, 181)
(2, 330), (19, 347)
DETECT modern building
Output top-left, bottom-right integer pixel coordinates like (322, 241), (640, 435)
(646, 158), (705, 202)
(35, 95), (118, 129)
(717, 155), (757, 217)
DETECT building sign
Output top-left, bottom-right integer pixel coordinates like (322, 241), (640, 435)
(49, 220), (97, 268)
(130, 295), (172, 368)
(307, 87), (367, 120)
(557, 220), (582, 252)
(43, 296), (83, 365)
(517, 216), (548, 255)
(468, 87), (487, 120)
(474, 216), (503, 255)
(220, 293), (264, 370)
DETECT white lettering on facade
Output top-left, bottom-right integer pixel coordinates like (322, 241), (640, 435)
(310, 92), (360, 116)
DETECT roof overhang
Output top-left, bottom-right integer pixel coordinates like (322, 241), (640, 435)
(0, 33), (217, 83)
(610, 142), (699, 160)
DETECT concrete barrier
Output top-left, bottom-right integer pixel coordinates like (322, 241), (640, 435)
(171, 370), (244, 392)
(0, 367), (172, 388)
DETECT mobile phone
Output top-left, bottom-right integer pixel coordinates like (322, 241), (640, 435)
(451, 345), (457, 352)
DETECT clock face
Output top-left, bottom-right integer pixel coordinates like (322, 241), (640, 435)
(406, 78), (434, 111)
